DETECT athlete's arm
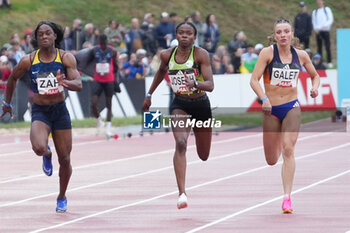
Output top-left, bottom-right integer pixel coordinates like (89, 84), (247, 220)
(142, 49), (171, 111)
(298, 50), (319, 98)
(190, 48), (214, 92)
(0, 55), (31, 118)
(59, 52), (82, 92)
(250, 47), (273, 114)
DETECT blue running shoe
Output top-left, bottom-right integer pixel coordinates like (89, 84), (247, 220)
(42, 145), (52, 176)
(56, 197), (67, 213)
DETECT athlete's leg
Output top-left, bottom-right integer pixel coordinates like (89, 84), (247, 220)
(52, 129), (72, 199)
(262, 114), (282, 165)
(171, 109), (191, 195)
(193, 126), (212, 161)
(280, 108), (301, 195)
(30, 120), (51, 157)
(91, 95), (99, 119)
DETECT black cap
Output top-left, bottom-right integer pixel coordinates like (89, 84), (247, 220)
(299, 1), (306, 7)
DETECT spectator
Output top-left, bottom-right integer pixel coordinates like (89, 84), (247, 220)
(61, 27), (73, 51)
(169, 12), (179, 26)
(254, 43), (264, 55)
(203, 14), (220, 55)
(0, 0), (11, 9)
(83, 23), (98, 46)
(227, 31), (248, 55)
(9, 39), (24, 64)
(69, 18), (85, 52)
(312, 0), (334, 67)
(125, 18), (144, 56)
(241, 44), (258, 73)
(294, 1), (312, 49)
(312, 53), (326, 70)
(104, 19), (123, 50)
(191, 11), (205, 47)
(155, 12), (176, 49)
(140, 13), (157, 56)
(21, 29), (34, 54)
(0, 55), (12, 94)
(122, 53), (145, 79)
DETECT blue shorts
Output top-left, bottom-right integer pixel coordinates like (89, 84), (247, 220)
(271, 99), (300, 122)
(31, 101), (72, 130)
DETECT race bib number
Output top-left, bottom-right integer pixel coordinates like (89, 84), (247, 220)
(37, 72), (63, 95)
(96, 63), (110, 75)
(271, 66), (299, 87)
(168, 70), (197, 94)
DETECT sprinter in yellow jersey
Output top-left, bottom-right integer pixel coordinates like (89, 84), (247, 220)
(143, 22), (214, 209)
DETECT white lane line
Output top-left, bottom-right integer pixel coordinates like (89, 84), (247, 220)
(0, 133), (334, 207)
(185, 169), (350, 233)
(0, 133), (262, 184)
(28, 142), (350, 232)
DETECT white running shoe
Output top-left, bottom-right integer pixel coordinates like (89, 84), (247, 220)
(96, 119), (105, 135)
(177, 193), (188, 209)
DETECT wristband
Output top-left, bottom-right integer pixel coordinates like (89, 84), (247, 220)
(145, 93), (152, 98)
(3, 101), (12, 107)
(261, 97), (268, 102)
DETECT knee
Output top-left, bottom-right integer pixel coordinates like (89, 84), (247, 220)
(282, 144), (294, 159)
(266, 158), (278, 166)
(32, 145), (47, 156)
(199, 153), (209, 161)
(175, 138), (187, 154)
(58, 155), (71, 167)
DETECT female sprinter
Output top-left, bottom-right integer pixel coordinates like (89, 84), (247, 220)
(1, 21), (82, 212)
(143, 22), (214, 209)
(250, 18), (320, 213)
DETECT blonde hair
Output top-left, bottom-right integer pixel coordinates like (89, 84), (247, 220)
(267, 18), (301, 49)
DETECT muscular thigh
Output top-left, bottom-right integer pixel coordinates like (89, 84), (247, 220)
(263, 114), (282, 161)
(171, 109), (191, 143)
(52, 129), (72, 157)
(281, 108), (301, 147)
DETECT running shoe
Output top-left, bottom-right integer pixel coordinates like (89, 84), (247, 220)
(282, 196), (293, 214)
(42, 145), (52, 176)
(56, 197), (67, 213)
(177, 193), (188, 209)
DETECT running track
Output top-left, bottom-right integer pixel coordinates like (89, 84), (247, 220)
(0, 121), (349, 233)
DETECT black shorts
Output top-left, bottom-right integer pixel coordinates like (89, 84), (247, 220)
(31, 101), (72, 130)
(92, 81), (114, 97)
(170, 94), (212, 121)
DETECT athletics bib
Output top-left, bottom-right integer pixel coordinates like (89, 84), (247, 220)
(168, 70), (198, 94)
(36, 72), (63, 95)
(270, 65), (299, 88)
(96, 62), (110, 76)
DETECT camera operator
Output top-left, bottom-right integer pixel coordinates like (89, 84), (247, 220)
(69, 18), (85, 53)
(121, 52), (146, 79)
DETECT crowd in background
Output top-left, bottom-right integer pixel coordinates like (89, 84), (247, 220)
(1, 1), (334, 95)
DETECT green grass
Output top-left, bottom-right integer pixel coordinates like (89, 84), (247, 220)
(1, 0), (349, 63)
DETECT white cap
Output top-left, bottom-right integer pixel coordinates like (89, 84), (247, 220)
(254, 43), (264, 50)
(170, 39), (178, 47)
(136, 48), (147, 55)
(161, 12), (169, 18)
(0, 55), (8, 63)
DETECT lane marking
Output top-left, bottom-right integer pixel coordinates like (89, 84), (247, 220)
(27, 142), (350, 232)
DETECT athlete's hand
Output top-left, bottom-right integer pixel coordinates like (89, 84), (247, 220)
(184, 71), (192, 96)
(142, 97), (151, 111)
(310, 88), (318, 98)
(56, 69), (68, 88)
(0, 104), (13, 119)
(262, 99), (272, 115)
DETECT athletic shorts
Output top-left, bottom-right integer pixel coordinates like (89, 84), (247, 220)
(170, 94), (212, 121)
(31, 101), (72, 130)
(92, 81), (114, 97)
(271, 99), (300, 122)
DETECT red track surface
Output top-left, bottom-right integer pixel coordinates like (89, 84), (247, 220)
(1, 123), (350, 233)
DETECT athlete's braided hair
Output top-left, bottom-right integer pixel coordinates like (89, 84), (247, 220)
(176, 22), (197, 36)
(34, 21), (64, 49)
